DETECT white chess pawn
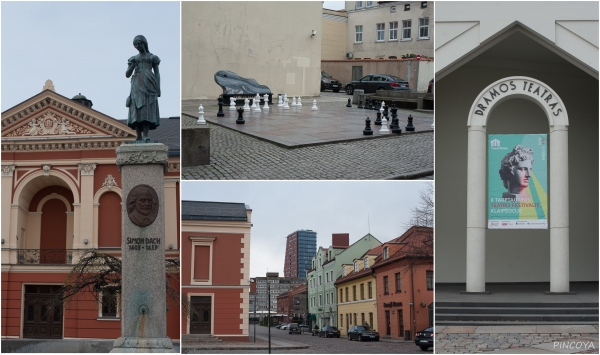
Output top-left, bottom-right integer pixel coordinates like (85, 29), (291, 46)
(379, 103), (384, 116)
(297, 97), (302, 108)
(197, 104), (206, 125)
(311, 99), (318, 111)
(379, 117), (389, 134)
(277, 95), (283, 107)
(283, 97), (290, 109)
(230, 97), (237, 110)
(291, 97), (297, 107)
(283, 94), (288, 105)
(253, 96), (262, 112)
(263, 94), (270, 110)
(243, 98), (250, 110)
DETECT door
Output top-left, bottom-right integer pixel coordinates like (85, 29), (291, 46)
(190, 296), (211, 334)
(385, 310), (391, 336)
(398, 310), (404, 337)
(40, 199), (67, 264)
(23, 285), (63, 339)
(351, 66), (363, 81)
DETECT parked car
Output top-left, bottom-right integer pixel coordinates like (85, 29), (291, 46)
(427, 78), (434, 94)
(288, 323), (300, 334)
(299, 324), (310, 333)
(347, 325), (380, 341)
(415, 327), (434, 351)
(345, 74), (409, 95)
(321, 71), (342, 92)
(318, 325), (341, 338)
(280, 323), (289, 330)
(275, 324), (283, 329)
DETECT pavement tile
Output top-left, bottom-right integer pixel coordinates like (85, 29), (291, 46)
(443, 326), (478, 334)
(537, 326), (599, 334)
(475, 326), (538, 334)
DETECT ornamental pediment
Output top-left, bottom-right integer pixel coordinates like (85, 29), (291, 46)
(1, 90), (135, 140)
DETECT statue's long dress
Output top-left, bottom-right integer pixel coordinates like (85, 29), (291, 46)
(127, 53), (160, 129)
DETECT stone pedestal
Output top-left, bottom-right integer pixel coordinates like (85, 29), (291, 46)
(182, 127), (210, 167)
(111, 143), (175, 353)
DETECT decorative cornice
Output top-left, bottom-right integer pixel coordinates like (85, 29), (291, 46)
(116, 143), (169, 173)
(1, 165), (16, 177)
(168, 162), (180, 172)
(4, 111), (94, 137)
(78, 163), (97, 176)
(1, 140), (127, 153)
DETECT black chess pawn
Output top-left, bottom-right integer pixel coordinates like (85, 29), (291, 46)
(236, 107), (245, 124)
(363, 117), (373, 136)
(405, 114), (415, 131)
(217, 96), (225, 117)
(390, 104), (401, 134)
(358, 99), (363, 109)
(374, 109), (382, 126)
(346, 98), (352, 108)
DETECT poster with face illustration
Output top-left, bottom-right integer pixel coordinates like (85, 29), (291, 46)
(488, 134), (548, 229)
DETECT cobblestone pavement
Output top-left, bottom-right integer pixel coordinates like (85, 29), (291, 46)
(184, 325), (425, 354)
(436, 325), (599, 354)
(182, 122), (433, 180)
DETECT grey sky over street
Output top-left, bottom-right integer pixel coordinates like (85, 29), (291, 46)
(1, 2), (180, 120)
(323, 1), (345, 10)
(182, 181), (432, 279)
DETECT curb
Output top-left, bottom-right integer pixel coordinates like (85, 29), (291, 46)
(182, 345), (309, 351)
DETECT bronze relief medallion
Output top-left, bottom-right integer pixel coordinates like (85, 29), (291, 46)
(126, 184), (159, 227)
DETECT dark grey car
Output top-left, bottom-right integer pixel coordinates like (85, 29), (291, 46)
(345, 74), (409, 95)
(347, 325), (380, 341)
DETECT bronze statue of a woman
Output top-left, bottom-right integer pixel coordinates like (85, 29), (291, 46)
(126, 35), (160, 142)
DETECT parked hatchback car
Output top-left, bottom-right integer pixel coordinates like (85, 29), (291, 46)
(347, 325), (380, 341)
(318, 325), (341, 338)
(415, 327), (434, 351)
(321, 71), (342, 92)
(288, 323), (300, 334)
(345, 74), (409, 95)
(299, 324), (310, 333)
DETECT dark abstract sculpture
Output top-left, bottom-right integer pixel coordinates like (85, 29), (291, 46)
(126, 35), (160, 142)
(214, 70), (272, 104)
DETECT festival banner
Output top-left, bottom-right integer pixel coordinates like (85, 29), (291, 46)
(488, 134), (548, 229)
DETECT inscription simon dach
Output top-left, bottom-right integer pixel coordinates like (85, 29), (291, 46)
(126, 237), (161, 251)
(474, 80), (563, 117)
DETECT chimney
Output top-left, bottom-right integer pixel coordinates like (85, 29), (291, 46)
(332, 233), (349, 248)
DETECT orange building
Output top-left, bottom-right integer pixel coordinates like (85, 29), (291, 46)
(372, 226), (433, 340)
(181, 200), (252, 342)
(0, 82), (180, 340)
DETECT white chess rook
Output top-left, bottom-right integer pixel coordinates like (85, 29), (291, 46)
(197, 104), (206, 125)
(311, 99), (318, 111)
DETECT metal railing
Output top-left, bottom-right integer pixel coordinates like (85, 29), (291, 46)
(17, 249), (88, 265)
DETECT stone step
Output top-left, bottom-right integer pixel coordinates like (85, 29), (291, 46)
(436, 307), (599, 315)
(436, 313), (599, 322)
(435, 302), (599, 308)
(182, 334), (222, 342)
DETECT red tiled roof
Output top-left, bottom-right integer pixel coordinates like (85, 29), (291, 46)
(334, 267), (374, 285)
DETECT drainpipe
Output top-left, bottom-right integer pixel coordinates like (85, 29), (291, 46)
(410, 263), (415, 340)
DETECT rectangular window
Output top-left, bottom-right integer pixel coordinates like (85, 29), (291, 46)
(355, 25), (363, 42)
(384, 276), (389, 294)
(353, 285), (357, 301)
(326, 273), (329, 283)
(341, 314), (344, 328)
(100, 287), (119, 318)
(369, 312), (373, 328)
(421, 1), (427, 8)
(368, 282), (372, 299)
(401, 20), (410, 40)
(383, 247), (389, 260)
(396, 273), (401, 292)
(361, 313), (365, 325)
(345, 287), (349, 301)
(191, 237), (214, 285)
(354, 262), (358, 273)
(360, 283), (365, 300)
(356, 1), (363, 9)
(330, 270), (333, 281)
(366, 1), (373, 7)
(376, 23), (385, 41)
(427, 270), (433, 290)
(319, 275), (322, 285)
(340, 289), (343, 303)
(354, 313), (357, 325)
(326, 292), (329, 305)
(319, 294), (322, 306)
(348, 313), (351, 326)
(364, 258), (369, 269)
(419, 18), (429, 39)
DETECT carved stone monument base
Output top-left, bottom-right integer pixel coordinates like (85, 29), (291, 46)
(111, 337), (174, 353)
(113, 143), (175, 353)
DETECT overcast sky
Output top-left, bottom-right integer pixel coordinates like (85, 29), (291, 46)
(323, 1), (345, 10)
(182, 181), (432, 278)
(1, 2), (180, 120)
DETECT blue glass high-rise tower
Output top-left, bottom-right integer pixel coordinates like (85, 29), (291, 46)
(283, 230), (317, 280)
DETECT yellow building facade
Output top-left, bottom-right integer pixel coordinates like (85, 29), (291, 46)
(335, 250), (380, 336)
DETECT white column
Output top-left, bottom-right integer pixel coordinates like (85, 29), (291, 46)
(1, 165), (16, 247)
(549, 125), (569, 292)
(466, 125), (487, 292)
(76, 163), (96, 248)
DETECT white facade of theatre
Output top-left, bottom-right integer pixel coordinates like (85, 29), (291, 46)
(434, 2), (598, 288)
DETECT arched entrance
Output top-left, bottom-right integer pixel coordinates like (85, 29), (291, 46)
(39, 198), (68, 264)
(465, 76), (569, 293)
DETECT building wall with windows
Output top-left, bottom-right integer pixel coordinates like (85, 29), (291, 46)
(334, 248), (380, 335)
(283, 230), (317, 280)
(372, 227), (433, 340)
(344, 1), (433, 59)
(182, 1), (323, 100)
(0, 84), (180, 340)
(181, 201), (251, 342)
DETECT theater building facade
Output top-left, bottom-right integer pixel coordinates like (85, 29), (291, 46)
(434, 2), (598, 289)
(181, 200), (252, 342)
(1, 83), (180, 339)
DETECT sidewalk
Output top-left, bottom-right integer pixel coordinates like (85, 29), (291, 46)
(181, 334), (308, 351)
(435, 325), (599, 354)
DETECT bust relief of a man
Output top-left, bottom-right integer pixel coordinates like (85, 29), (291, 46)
(127, 185), (159, 227)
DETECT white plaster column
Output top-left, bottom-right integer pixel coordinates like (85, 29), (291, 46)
(549, 125), (569, 292)
(466, 125), (487, 292)
(1, 165), (16, 247)
(77, 163), (96, 248)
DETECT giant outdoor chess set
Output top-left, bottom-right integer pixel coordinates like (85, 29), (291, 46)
(182, 94), (433, 148)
